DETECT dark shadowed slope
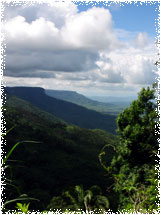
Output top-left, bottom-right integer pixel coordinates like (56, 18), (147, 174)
(3, 92), (117, 211)
(4, 91), (65, 125)
(6, 87), (116, 134)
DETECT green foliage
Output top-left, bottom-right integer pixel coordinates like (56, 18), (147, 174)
(16, 202), (30, 213)
(47, 185), (109, 213)
(3, 94), (117, 211)
(5, 87), (117, 134)
(99, 144), (116, 172)
(2, 130), (40, 212)
(2, 140), (39, 167)
(3, 193), (38, 212)
(100, 86), (159, 212)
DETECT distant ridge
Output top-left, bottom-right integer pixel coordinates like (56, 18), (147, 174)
(90, 95), (137, 106)
(45, 89), (122, 115)
(6, 87), (117, 134)
(46, 89), (114, 106)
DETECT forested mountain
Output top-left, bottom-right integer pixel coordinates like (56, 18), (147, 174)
(5, 87), (116, 134)
(2, 86), (159, 213)
(4, 92), (65, 124)
(45, 89), (122, 115)
(3, 92), (117, 211)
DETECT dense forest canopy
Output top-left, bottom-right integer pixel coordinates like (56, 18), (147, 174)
(99, 85), (159, 212)
(2, 85), (159, 213)
(5, 87), (117, 134)
(2, 91), (117, 212)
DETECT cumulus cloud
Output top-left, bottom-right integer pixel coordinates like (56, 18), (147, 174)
(3, 4), (119, 78)
(2, 2), (158, 95)
(3, 2), (78, 27)
(5, 49), (99, 77)
(96, 46), (157, 85)
(61, 7), (119, 50)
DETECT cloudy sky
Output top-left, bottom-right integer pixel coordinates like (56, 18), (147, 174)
(2, 1), (159, 97)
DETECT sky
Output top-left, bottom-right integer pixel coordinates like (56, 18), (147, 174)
(2, 1), (160, 97)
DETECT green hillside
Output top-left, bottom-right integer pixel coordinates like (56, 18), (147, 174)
(45, 89), (123, 115)
(6, 87), (117, 134)
(4, 92), (65, 125)
(2, 86), (158, 213)
(3, 93), (118, 211)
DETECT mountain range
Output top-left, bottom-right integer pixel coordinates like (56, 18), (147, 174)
(45, 89), (124, 115)
(90, 95), (137, 106)
(5, 87), (117, 134)
(3, 87), (118, 211)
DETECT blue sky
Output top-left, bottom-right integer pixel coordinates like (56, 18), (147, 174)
(76, 1), (159, 38)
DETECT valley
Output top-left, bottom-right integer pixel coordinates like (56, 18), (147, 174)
(6, 87), (117, 134)
(2, 86), (158, 213)
(45, 89), (126, 116)
(3, 87), (118, 211)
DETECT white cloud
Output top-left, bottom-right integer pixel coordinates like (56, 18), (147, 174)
(3, 2), (78, 27)
(96, 45), (157, 85)
(61, 7), (119, 50)
(3, 76), (145, 97)
(4, 5), (118, 51)
(133, 32), (149, 48)
(114, 28), (139, 41)
(4, 16), (62, 51)
(3, 2), (158, 96)
(3, 5), (118, 77)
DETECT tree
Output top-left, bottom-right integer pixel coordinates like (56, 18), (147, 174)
(115, 86), (159, 167)
(47, 185), (109, 213)
(99, 86), (159, 212)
